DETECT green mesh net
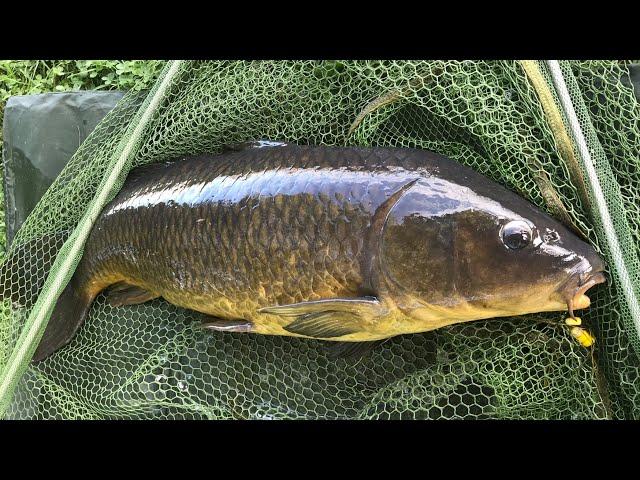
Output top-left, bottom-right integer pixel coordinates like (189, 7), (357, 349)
(1, 60), (638, 419)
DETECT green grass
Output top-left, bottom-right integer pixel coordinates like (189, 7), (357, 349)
(0, 60), (165, 258)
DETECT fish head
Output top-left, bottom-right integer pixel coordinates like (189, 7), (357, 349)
(378, 173), (606, 324)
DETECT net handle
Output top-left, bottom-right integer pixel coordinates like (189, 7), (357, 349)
(545, 60), (640, 346)
(0, 60), (185, 417)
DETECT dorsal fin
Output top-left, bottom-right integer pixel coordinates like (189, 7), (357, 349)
(222, 140), (289, 152)
(126, 161), (175, 185)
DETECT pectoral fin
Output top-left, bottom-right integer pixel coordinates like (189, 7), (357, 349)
(258, 297), (382, 317)
(283, 311), (361, 338)
(258, 297), (385, 339)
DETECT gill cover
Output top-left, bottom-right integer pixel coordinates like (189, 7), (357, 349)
(379, 179), (462, 304)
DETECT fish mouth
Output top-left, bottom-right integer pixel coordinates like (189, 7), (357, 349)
(563, 270), (606, 318)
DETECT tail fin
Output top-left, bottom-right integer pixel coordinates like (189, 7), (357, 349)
(0, 232), (93, 362)
(32, 275), (93, 363)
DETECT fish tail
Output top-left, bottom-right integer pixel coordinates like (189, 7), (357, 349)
(32, 274), (93, 363)
(0, 232), (91, 362)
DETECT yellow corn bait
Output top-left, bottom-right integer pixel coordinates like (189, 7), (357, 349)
(565, 316), (582, 326)
(570, 326), (596, 348)
(564, 317), (595, 347)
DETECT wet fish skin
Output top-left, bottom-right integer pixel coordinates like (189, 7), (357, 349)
(30, 142), (605, 361)
(79, 144), (410, 334)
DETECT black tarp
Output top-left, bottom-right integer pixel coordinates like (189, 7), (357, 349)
(628, 62), (640, 102)
(2, 91), (124, 246)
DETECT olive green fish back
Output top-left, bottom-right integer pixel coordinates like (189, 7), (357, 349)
(1, 60), (639, 419)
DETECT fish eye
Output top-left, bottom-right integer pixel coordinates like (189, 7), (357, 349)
(501, 220), (533, 250)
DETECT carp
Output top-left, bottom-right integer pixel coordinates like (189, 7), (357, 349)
(22, 141), (605, 361)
